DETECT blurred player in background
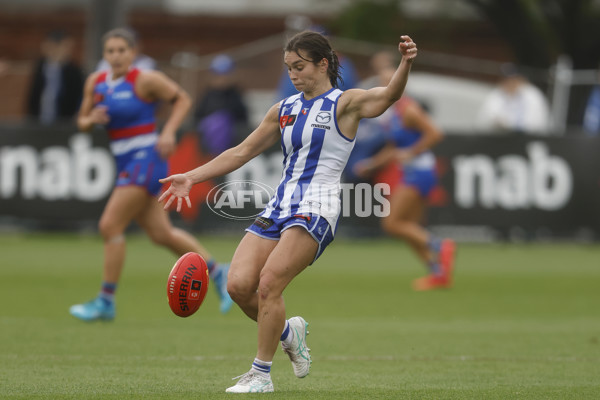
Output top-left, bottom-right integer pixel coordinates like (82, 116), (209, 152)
(159, 31), (418, 393)
(69, 28), (232, 322)
(95, 28), (156, 72)
(353, 60), (456, 291)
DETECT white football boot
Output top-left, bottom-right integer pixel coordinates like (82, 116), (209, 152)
(281, 316), (312, 378)
(225, 370), (274, 393)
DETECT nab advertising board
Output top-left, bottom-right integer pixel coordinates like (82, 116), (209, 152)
(0, 125), (114, 221)
(427, 136), (600, 240)
(1, 124), (599, 240)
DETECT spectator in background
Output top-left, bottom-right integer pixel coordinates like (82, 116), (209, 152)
(95, 28), (156, 72)
(358, 50), (396, 89)
(476, 63), (550, 135)
(26, 30), (84, 125)
(195, 54), (249, 156)
(582, 65), (600, 136)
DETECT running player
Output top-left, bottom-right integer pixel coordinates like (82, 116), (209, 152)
(69, 28), (232, 321)
(354, 64), (456, 291)
(159, 31), (418, 393)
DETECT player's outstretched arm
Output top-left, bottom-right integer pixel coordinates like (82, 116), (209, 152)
(343, 35), (418, 120)
(159, 103), (281, 212)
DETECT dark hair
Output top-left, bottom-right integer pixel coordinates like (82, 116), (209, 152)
(284, 30), (343, 88)
(102, 28), (137, 48)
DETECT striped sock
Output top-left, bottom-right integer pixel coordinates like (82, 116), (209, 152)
(99, 282), (117, 306)
(280, 320), (291, 344)
(251, 358), (272, 376)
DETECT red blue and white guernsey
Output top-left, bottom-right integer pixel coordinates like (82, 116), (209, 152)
(93, 68), (167, 195)
(247, 88), (355, 262)
(380, 97), (438, 197)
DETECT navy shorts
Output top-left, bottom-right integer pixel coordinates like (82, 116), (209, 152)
(246, 213), (334, 264)
(403, 167), (437, 197)
(115, 147), (167, 196)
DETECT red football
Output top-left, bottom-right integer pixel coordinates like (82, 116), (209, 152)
(167, 252), (210, 317)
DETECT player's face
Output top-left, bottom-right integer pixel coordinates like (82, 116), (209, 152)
(103, 37), (135, 77)
(284, 50), (326, 93)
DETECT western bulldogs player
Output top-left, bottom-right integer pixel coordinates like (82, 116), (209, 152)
(70, 28), (232, 322)
(353, 64), (455, 291)
(159, 31), (418, 393)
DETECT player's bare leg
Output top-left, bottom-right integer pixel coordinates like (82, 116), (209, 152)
(70, 186), (146, 321)
(381, 185), (453, 289)
(99, 187), (147, 281)
(226, 228), (315, 393)
(226, 233), (278, 320)
(255, 227), (316, 361)
(381, 185), (431, 263)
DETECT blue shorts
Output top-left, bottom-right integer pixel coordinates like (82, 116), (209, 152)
(403, 167), (437, 197)
(115, 147), (167, 196)
(246, 213), (334, 264)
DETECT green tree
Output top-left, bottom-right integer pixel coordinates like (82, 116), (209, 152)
(464, 0), (600, 69)
(328, 0), (404, 44)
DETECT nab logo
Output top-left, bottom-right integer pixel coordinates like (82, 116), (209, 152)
(280, 115), (297, 129)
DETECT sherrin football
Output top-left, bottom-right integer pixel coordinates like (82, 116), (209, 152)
(167, 252), (209, 317)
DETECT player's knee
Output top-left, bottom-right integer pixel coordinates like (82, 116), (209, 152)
(99, 218), (122, 241)
(227, 275), (253, 304)
(257, 272), (281, 301)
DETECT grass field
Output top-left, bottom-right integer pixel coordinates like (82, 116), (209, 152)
(0, 233), (599, 399)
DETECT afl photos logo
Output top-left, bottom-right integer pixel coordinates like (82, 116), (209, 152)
(207, 180), (275, 220)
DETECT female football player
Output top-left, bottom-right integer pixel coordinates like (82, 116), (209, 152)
(69, 28), (232, 322)
(353, 63), (456, 291)
(159, 31), (418, 393)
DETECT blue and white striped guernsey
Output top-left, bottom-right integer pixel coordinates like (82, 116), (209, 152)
(261, 88), (355, 231)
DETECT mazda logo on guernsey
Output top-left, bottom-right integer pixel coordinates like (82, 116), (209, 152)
(315, 112), (331, 124)
(207, 180), (275, 220)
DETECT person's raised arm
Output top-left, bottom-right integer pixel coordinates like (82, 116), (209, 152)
(341, 36), (418, 122)
(158, 102), (282, 211)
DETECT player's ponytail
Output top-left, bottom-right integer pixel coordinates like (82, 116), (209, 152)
(284, 31), (343, 89)
(328, 50), (343, 89)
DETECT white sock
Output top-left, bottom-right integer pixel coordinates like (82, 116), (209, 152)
(251, 358), (272, 376)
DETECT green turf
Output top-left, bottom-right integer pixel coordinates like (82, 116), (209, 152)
(0, 233), (599, 399)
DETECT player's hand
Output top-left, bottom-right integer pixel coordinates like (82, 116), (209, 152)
(156, 133), (177, 159)
(158, 174), (193, 212)
(399, 35), (417, 61)
(89, 105), (110, 125)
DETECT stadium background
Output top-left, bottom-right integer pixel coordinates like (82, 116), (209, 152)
(0, 1), (599, 399)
